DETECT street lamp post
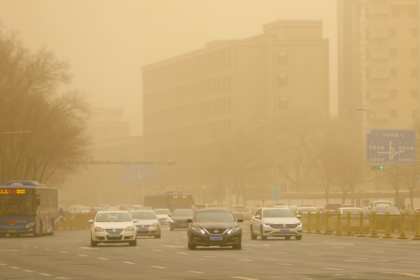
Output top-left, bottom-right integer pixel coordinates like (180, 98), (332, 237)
(355, 107), (378, 200)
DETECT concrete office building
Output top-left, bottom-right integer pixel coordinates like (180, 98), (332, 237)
(338, 0), (420, 130)
(142, 20), (329, 195)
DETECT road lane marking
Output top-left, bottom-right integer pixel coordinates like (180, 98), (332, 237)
(162, 245), (184, 248)
(0, 249), (19, 251)
(45, 249), (52, 251)
(151, 266), (166, 269)
(60, 251), (68, 254)
(324, 268), (344, 271)
(309, 254), (323, 257)
(125, 262), (135, 264)
(39, 273), (52, 276)
(378, 260), (392, 262)
(237, 259), (253, 262)
(205, 256), (215, 258)
(33, 247), (39, 248)
(369, 250), (383, 252)
(153, 249), (162, 252)
(333, 247), (344, 249)
(384, 242), (396, 244)
(399, 261), (419, 264)
(98, 258), (108, 260)
(177, 252), (188, 255)
(23, 270), (34, 272)
(277, 263), (293, 266)
(10, 266), (20, 269)
(56, 277), (71, 279)
(0, 263), (6, 266)
(77, 254), (87, 257)
(188, 271), (203, 274)
(231, 277), (259, 280)
(384, 272), (420, 278)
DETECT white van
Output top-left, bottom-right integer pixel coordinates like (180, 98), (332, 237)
(373, 201), (392, 208)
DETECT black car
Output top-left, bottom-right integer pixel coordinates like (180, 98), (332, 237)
(169, 209), (194, 231)
(187, 208), (243, 250)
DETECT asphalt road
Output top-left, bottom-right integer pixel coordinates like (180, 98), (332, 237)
(1, 222), (420, 280)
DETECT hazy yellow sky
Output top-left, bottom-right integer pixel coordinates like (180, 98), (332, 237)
(0, 0), (337, 135)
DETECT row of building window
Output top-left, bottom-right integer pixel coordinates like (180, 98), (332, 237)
(366, 69), (419, 78)
(367, 90), (419, 99)
(145, 76), (232, 108)
(389, 110), (419, 119)
(392, 6), (419, 17)
(144, 48), (232, 88)
(146, 98), (232, 129)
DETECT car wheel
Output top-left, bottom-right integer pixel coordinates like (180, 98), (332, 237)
(90, 240), (98, 247)
(232, 243), (242, 250)
(260, 227), (267, 240)
(154, 234), (161, 239)
(129, 239), (137, 246)
(250, 226), (257, 240)
(285, 236), (291, 240)
(188, 243), (196, 250)
(295, 235), (302, 240)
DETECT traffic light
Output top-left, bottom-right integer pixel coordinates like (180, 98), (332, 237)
(371, 165), (384, 171)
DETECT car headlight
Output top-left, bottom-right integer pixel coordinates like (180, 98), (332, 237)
(25, 221), (36, 228)
(168, 218), (174, 222)
(95, 227), (105, 232)
(124, 226), (134, 232)
(263, 223), (272, 227)
(191, 226), (205, 235)
(151, 223), (158, 227)
(296, 223), (302, 227)
(228, 226), (240, 235)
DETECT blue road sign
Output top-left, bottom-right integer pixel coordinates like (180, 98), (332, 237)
(271, 185), (281, 200)
(366, 129), (417, 164)
(123, 164), (156, 183)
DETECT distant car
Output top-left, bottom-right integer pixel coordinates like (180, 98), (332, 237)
(295, 206), (318, 214)
(193, 204), (206, 211)
(154, 209), (171, 225)
(67, 207), (81, 214)
(169, 209), (194, 231)
(323, 203), (342, 213)
(205, 204), (218, 208)
(373, 206), (401, 232)
(136, 206), (153, 210)
(79, 206), (91, 213)
(91, 207), (107, 213)
(187, 208), (243, 250)
(288, 205), (298, 213)
(251, 208), (302, 240)
(118, 205), (136, 211)
(130, 210), (161, 238)
(89, 211), (137, 247)
(335, 207), (368, 232)
(232, 205), (251, 220)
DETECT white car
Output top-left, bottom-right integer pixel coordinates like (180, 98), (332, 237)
(250, 207), (302, 240)
(154, 209), (171, 225)
(89, 211), (138, 247)
(130, 210), (161, 238)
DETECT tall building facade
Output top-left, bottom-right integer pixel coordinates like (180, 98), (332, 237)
(142, 20), (329, 194)
(338, 0), (420, 130)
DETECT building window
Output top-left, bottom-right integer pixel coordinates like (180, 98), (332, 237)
(390, 69), (398, 78)
(412, 49), (418, 58)
(412, 29), (418, 37)
(413, 110), (419, 118)
(277, 52), (288, 65)
(390, 48), (397, 58)
(389, 28), (396, 37)
(412, 69), (418, 78)
(278, 75), (288, 87)
(278, 97), (288, 109)
(390, 110), (398, 118)
(412, 90), (419, 98)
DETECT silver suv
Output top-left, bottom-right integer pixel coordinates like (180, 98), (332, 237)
(250, 207), (302, 240)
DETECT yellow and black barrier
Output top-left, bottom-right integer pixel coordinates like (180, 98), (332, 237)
(57, 213), (95, 231)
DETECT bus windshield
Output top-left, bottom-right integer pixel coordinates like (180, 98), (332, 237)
(0, 190), (35, 216)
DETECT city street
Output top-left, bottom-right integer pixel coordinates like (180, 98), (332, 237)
(1, 222), (420, 280)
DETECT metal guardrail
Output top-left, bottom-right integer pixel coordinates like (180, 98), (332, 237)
(299, 210), (420, 240)
(57, 213), (95, 231)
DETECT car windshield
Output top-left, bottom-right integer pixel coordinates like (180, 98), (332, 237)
(195, 211), (235, 222)
(297, 207), (318, 213)
(0, 190), (35, 216)
(95, 212), (132, 222)
(376, 207), (400, 214)
(131, 212), (157, 220)
(173, 209), (194, 216)
(155, 209), (171, 214)
(263, 209), (295, 217)
(325, 204), (342, 210)
(80, 207), (90, 211)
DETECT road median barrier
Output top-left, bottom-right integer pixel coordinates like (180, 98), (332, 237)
(368, 210), (379, 238)
(58, 213), (94, 231)
(344, 210), (354, 236)
(396, 210), (409, 240)
(356, 210), (367, 237)
(323, 210), (332, 235)
(412, 211), (420, 240)
(314, 210), (322, 234)
(334, 211), (343, 236)
(306, 211), (313, 234)
(381, 210), (393, 239)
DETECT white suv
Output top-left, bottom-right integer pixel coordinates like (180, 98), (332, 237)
(250, 208), (302, 240)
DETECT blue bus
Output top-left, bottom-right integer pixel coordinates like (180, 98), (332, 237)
(0, 181), (58, 237)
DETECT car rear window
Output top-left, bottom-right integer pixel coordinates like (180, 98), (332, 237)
(325, 204), (342, 210)
(173, 209), (194, 216)
(131, 212), (157, 220)
(375, 207), (400, 214)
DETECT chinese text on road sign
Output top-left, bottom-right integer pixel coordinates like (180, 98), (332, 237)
(366, 129), (416, 164)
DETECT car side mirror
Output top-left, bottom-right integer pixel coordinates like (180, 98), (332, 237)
(255, 215), (261, 219)
(296, 215), (301, 219)
(88, 219), (93, 224)
(187, 219), (193, 223)
(133, 219), (139, 223)
(237, 218), (244, 223)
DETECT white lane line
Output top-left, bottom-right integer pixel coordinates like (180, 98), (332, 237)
(77, 254), (87, 257)
(205, 256), (215, 258)
(399, 261), (419, 264)
(153, 249), (162, 252)
(378, 260), (392, 262)
(151, 266), (166, 269)
(98, 258), (108, 260)
(242, 248), (255, 251)
(324, 268), (344, 271)
(188, 271), (204, 274)
(277, 263), (293, 266)
(177, 252), (188, 255)
(23, 270), (34, 272)
(237, 259), (253, 262)
(333, 247), (345, 249)
(369, 250), (384, 252)
(56, 277), (71, 279)
(60, 251), (68, 254)
(309, 254), (323, 257)
(125, 262), (136, 264)
(39, 273), (52, 276)
(0, 263), (6, 266)
(33, 246), (39, 248)
(384, 242), (396, 244)
(352, 257), (368, 260)
(0, 249), (19, 252)
(231, 277), (259, 280)
(45, 249), (52, 251)
(410, 252), (420, 254)
(10, 266), (20, 269)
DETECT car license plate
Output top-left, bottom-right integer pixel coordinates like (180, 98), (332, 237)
(210, 236), (223, 241)
(108, 233), (120, 237)
(280, 229), (290, 233)
(179, 223), (187, 227)
(7, 229), (17, 233)
(138, 228), (148, 232)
